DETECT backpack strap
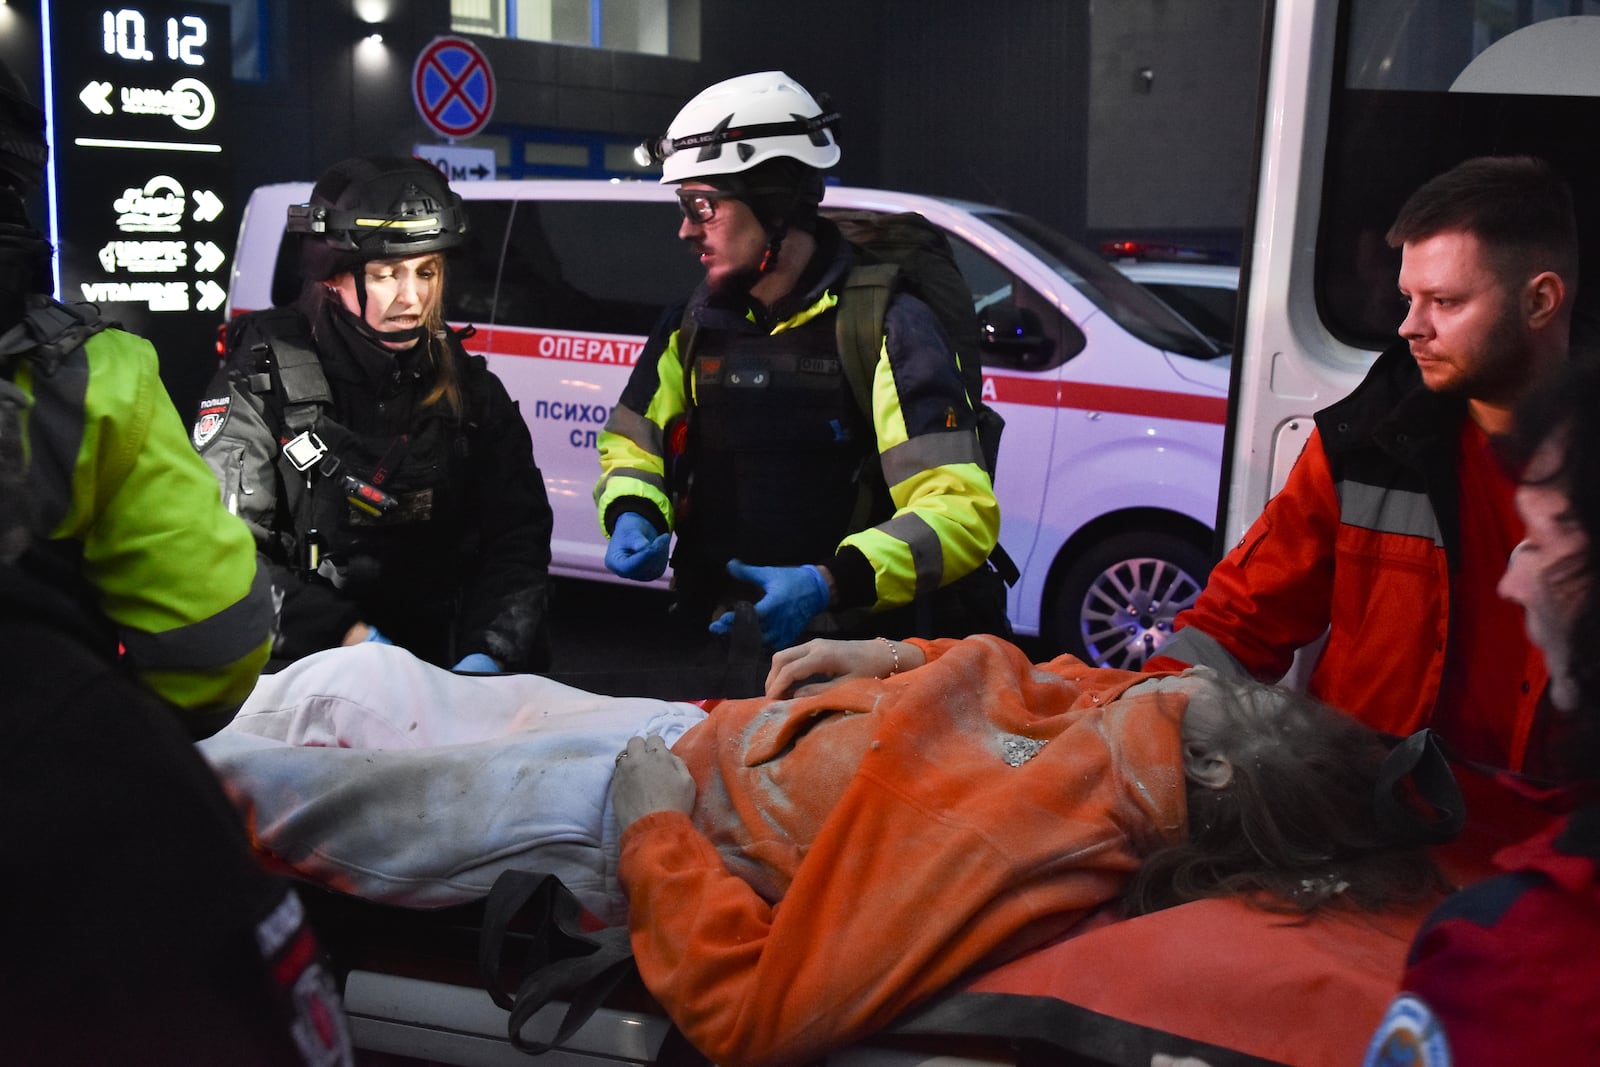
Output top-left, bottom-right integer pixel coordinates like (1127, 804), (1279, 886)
(832, 264), (900, 538)
(833, 262), (899, 419)
(835, 268), (1020, 593)
(673, 282), (717, 390)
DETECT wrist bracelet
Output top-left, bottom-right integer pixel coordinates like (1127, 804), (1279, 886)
(878, 636), (901, 677)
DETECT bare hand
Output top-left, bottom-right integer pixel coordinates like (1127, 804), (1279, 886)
(764, 638), (926, 699)
(611, 735), (696, 830)
(341, 622), (374, 646)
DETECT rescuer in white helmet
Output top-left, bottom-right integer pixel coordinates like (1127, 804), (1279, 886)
(595, 71), (1005, 678)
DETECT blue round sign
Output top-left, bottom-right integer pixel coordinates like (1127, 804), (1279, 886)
(412, 36), (496, 140)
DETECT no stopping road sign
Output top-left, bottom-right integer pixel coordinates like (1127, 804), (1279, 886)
(413, 36), (496, 140)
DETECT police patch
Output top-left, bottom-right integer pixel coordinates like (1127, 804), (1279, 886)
(1362, 994), (1451, 1067)
(192, 395), (230, 450)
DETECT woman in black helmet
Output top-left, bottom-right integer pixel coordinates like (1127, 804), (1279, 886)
(196, 155), (553, 673)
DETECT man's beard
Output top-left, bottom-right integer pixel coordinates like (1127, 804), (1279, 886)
(1433, 294), (1536, 407)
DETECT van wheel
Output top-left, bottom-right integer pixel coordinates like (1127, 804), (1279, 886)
(1052, 531), (1213, 670)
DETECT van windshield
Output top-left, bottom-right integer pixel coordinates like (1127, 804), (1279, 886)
(976, 209), (1225, 360)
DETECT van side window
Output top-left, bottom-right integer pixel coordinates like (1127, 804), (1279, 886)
(269, 233), (302, 308)
(446, 198), (512, 325)
(492, 200), (699, 335)
(947, 234), (1084, 372)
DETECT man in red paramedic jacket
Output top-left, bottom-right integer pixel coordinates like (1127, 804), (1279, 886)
(1148, 156), (1578, 773)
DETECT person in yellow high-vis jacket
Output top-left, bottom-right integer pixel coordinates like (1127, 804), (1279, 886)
(0, 64), (269, 736)
(596, 72), (1004, 663)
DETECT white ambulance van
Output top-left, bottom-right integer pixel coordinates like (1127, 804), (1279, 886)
(228, 180), (1230, 667)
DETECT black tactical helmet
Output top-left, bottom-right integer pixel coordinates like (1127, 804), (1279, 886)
(289, 156), (469, 282)
(0, 57), (46, 195)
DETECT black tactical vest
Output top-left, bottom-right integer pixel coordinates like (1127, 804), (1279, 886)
(674, 305), (878, 607)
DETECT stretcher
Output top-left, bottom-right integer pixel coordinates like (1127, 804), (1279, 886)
(295, 755), (1565, 1067)
(301, 879), (1411, 1067)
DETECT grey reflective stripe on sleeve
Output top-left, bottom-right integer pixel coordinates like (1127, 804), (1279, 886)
(23, 343), (90, 536)
(1336, 482), (1444, 545)
(601, 404), (664, 457)
(595, 465), (668, 501)
(880, 431), (986, 490)
(1155, 627), (1254, 680)
(876, 512), (944, 599)
(118, 566), (274, 670)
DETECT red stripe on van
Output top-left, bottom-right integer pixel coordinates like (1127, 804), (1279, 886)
(987, 375), (1227, 425)
(469, 327), (646, 366)
(1061, 382), (1228, 424)
(443, 321), (1222, 426)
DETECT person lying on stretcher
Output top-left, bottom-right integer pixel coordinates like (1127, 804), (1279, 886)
(203, 633), (1448, 1067)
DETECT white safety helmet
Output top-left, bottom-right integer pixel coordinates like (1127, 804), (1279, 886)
(637, 71), (841, 184)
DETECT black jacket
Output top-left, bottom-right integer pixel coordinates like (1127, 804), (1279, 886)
(0, 561), (349, 1062)
(198, 298), (553, 671)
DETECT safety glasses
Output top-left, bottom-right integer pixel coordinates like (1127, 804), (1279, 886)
(675, 189), (742, 224)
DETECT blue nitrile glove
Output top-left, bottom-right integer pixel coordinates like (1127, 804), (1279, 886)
(363, 626), (392, 645)
(605, 512), (671, 581)
(452, 652), (500, 674)
(709, 560), (831, 649)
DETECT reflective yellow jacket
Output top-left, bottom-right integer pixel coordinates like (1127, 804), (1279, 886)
(14, 312), (271, 732)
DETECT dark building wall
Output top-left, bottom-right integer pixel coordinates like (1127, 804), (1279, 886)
(137, 1), (1259, 257)
(691, 0), (887, 190)
(873, 0), (1091, 238)
(1087, 0), (1268, 254)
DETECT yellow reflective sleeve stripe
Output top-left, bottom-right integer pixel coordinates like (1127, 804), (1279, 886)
(641, 331), (692, 423)
(842, 461), (999, 607)
(867, 337), (910, 448)
(594, 425), (668, 518)
(118, 567), (275, 668)
(854, 513), (945, 602)
(39, 329), (271, 714)
(594, 330), (689, 531)
(840, 337), (1000, 611)
(141, 634), (273, 725)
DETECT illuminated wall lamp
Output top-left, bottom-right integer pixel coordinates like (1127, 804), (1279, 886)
(365, 32), (384, 43)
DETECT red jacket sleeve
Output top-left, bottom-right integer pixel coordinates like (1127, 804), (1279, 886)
(1156, 428), (1340, 680)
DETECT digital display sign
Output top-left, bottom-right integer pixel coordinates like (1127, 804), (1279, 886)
(46, 2), (232, 419)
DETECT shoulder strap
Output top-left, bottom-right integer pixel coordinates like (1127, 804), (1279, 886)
(274, 340), (333, 435)
(232, 310), (332, 435)
(675, 284), (715, 397)
(0, 297), (107, 378)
